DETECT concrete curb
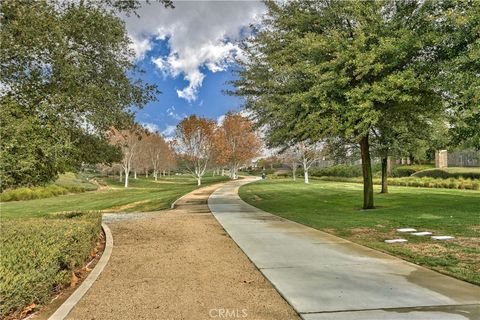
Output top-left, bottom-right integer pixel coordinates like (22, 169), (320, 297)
(48, 223), (113, 320)
(170, 192), (189, 209)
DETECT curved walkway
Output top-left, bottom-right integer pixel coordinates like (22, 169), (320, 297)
(64, 182), (299, 320)
(208, 177), (480, 320)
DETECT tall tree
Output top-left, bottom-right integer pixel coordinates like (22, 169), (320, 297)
(175, 116), (216, 186)
(231, 0), (472, 209)
(0, 0), (171, 189)
(220, 113), (262, 180)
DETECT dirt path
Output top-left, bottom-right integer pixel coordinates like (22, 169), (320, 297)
(66, 183), (299, 320)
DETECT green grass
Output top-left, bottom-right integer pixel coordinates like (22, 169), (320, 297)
(55, 172), (98, 191)
(1, 175), (229, 219)
(239, 179), (480, 285)
(0, 174), (229, 318)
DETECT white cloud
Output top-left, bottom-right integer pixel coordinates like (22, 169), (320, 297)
(216, 114), (226, 126)
(162, 125), (176, 137)
(166, 106), (186, 120)
(123, 1), (265, 102)
(142, 122), (160, 133)
(131, 37), (152, 60)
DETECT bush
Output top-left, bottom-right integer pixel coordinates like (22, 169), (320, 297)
(314, 176), (480, 190)
(0, 212), (102, 318)
(0, 185), (86, 202)
(413, 169), (480, 179)
(391, 165), (433, 177)
(300, 164), (382, 178)
(244, 169), (275, 176)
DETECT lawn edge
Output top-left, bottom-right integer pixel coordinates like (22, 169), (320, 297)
(238, 180), (480, 287)
(48, 223), (113, 320)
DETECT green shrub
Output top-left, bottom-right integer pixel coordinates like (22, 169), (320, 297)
(0, 185), (87, 202)
(300, 164), (382, 178)
(391, 165), (433, 177)
(413, 169), (480, 179)
(244, 169), (275, 176)
(0, 212), (102, 318)
(315, 176), (480, 190)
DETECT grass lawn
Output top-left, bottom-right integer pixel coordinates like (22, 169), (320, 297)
(239, 179), (480, 285)
(1, 175), (229, 219)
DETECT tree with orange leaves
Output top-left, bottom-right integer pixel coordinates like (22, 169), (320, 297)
(174, 115), (215, 186)
(220, 113), (262, 179)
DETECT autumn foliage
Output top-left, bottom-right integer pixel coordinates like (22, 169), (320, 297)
(219, 113), (262, 179)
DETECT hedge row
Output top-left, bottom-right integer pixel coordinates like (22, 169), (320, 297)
(391, 165), (433, 177)
(0, 212), (102, 318)
(413, 169), (480, 180)
(0, 185), (87, 202)
(298, 164), (382, 178)
(315, 176), (480, 190)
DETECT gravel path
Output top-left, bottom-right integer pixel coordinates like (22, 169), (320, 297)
(66, 183), (299, 320)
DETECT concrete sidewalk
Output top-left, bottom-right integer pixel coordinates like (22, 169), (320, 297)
(208, 178), (480, 320)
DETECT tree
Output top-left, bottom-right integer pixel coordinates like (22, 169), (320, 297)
(0, 0), (171, 189)
(296, 142), (323, 184)
(433, 1), (480, 150)
(211, 127), (230, 176)
(109, 127), (144, 188)
(279, 148), (299, 181)
(175, 116), (216, 186)
(144, 132), (170, 181)
(231, 1), (472, 209)
(220, 113), (262, 180)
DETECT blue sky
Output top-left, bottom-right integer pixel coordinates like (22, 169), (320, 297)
(123, 1), (265, 137)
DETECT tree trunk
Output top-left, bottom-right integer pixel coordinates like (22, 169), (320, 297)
(145, 169), (148, 178)
(154, 171), (158, 181)
(119, 169), (123, 182)
(221, 168), (225, 176)
(134, 171), (137, 179)
(292, 166), (296, 181)
(381, 156), (388, 194)
(197, 176), (201, 186)
(124, 169), (129, 188)
(359, 135), (374, 209)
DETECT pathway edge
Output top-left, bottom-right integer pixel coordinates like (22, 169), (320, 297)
(48, 223), (113, 320)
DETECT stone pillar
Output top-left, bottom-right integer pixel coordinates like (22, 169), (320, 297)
(435, 150), (448, 168)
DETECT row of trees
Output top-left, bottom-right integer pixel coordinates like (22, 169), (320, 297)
(231, 0), (479, 209)
(107, 113), (262, 187)
(175, 113), (262, 185)
(108, 127), (175, 188)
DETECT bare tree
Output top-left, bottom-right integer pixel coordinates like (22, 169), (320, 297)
(144, 132), (170, 181)
(279, 148), (300, 181)
(296, 141), (323, 184)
